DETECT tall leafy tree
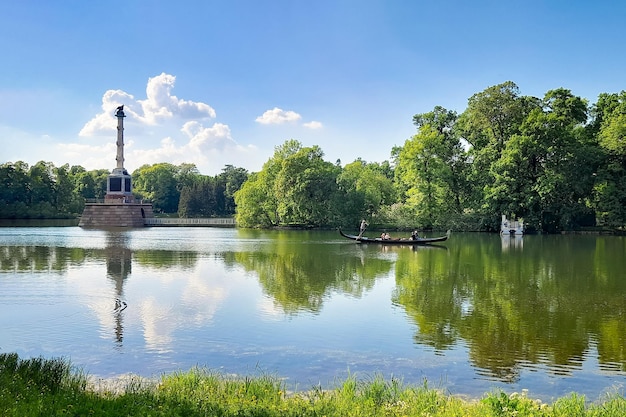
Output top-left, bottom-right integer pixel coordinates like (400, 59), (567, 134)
(274, 144), (340, 226)
(488, 89), (592, 232)
(235, 140), (301, 227)
(0, 161), (29, 204)
(415, 106), (469, 216)
(591, 91), (626, 228)
(234, 171), (277, 227)
(132, 163), (181, 213)
(457, 82), (541, 226)
(28, 161), (55, 205)
(0, 161), (30, 218)
(235, 140), (341, 227)
(53, 164), (79, 214)
(177, 165), (247, 218)
(395, 127), (447, 227)
(174, 163), (201, 191)
(394, 106), (465, 228)
(72, 167), (108, 201)
(336, 159), (396, 227)
(219, 165), (249, 214)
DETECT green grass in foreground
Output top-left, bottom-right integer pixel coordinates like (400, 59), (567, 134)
(1, 353), (625, 416)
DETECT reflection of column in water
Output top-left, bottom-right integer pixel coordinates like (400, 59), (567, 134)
(105, 232), (132, 346)
(113, 298), (128, 345)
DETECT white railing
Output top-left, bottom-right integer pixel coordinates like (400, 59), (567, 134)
(84, 199), (152, 204)
(144, 217), (236, 226)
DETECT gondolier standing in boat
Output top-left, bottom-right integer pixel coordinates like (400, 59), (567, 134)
(357, 219), (368, 239)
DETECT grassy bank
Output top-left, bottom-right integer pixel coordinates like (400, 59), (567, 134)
(1, 353), (625, 416)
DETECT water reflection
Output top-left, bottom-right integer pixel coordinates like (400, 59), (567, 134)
(104, 232), (131, 346)
(0, 230), (203, 352)
(224, 233), (394, 314)
(1, 228), (625, 399)
(392, 234), (626, 382)
(0, 245), (77, 272)
(500, 235), (523, 251)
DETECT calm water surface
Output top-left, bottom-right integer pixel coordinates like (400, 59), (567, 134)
(1, 227), (625, 401)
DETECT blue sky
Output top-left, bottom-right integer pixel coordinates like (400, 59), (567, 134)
(1, 1), (624, 176)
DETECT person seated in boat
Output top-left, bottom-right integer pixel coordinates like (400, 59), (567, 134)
(383, 232), (391, 240)
(410, 230), (419, 240)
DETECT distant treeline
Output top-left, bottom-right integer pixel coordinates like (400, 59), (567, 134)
(0, 161), (248, 219)
(2, 81), (625, 232)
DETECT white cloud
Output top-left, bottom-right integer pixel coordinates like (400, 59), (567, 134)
(181, 121), (233, 151)
(303, 120), (323, 129)
(255, 108), (324, 132)
(79, 72), (216, 137)
(137, 73), (216, 123)
(58, 73), (267, 175)
(78, 90), (136, 136)
(255, 107), (302, 125)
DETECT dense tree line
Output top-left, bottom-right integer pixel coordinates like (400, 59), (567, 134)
(234, 82), (626, 232)
(173, 164), (248, 217)
(3, 81), (625, 231)
(234, 140), (395, 228)
(0, 161), (247, 219)
(0, 161), (109, 218)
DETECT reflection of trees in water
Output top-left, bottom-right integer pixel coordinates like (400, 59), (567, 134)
(133, 250), (198, 270)
(0, 246), (198, 272)
(0, 245), (88, 271)
(224, 242), (393, 315)
(393, 235), (626, 381)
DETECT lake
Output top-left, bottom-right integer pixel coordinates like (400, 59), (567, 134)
(0, 227), (624, 401)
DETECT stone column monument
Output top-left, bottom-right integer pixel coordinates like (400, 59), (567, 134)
(116, 105), (125, 170)
(105, 105), (133, 202)
(79, 105), (154, 227)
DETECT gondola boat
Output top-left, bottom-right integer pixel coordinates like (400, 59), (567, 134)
(339, 229), (450, 245)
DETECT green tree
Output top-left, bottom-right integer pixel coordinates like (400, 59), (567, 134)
(72, 167), (102, 201)
(0, 161), (30, 218)
(488, 89), (593, 232)
(219, 165), (248, 215)
(174, 163), (201, 191)
(235, 141), (303, 227)
(416, 106), (469, 217)
(234, 171), (277, 227)
(53, 164), (79, 215)
(235, 140), (341, 228)
(591, 91), (626, 228)
(178, 165), (248, 218)
(86, 169), (109, 200)
(337, 159), (396, 227)
(0, 161), (29, 203)
(28, 161), (55, 205)
(132, 163), (181, 213)
(457, 82), (541, 228)
(394, 127), (446, 228)
(274, 144), (340, 226)
(393, 106), (466, 228)
(177, 183), (194, 218)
